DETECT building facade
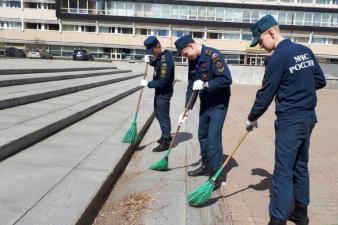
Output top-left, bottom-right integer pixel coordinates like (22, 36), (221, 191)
(0, 0), (337, 65)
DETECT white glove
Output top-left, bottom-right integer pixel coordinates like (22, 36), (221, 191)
(246, 120), (258, 131)
(144, 55), (151, 63)
(193, 80), (204, 90)
(178, 111), (189, 126)
(140, 79), (148, 87)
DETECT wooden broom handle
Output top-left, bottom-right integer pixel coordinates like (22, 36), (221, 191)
(168, 90), (198, 149)
(135, 63), (149, 115)
(220, 131), (249, 171)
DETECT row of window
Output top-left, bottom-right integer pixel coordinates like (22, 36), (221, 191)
(2, 42), (338, 64)
(59, 1), (338, 28)
(0, 0), (55, 9)
(2, 20), (338, 45)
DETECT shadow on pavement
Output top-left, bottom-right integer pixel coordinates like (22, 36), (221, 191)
(194, 168), (272, 208)
(136, 131), (193, 151)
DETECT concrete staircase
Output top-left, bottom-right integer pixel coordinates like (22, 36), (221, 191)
(0, 66), (155, 225)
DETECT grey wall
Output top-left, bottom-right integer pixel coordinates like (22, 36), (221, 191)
(111, 60), (337, 88)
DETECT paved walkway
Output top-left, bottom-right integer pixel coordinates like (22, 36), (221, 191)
(94, 82), (338, 225)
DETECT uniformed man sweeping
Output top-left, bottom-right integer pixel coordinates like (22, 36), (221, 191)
(141, 36), (175, 152)
(174, 35), (232, 184)
(245, 15), (326, 225)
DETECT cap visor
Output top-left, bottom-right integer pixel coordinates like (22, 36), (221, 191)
(145, 48), (153, 55)
(250, 36), (260, 47)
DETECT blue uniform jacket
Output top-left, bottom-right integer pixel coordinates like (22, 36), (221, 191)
(248, 39), (326, 121)
(147, 49), (175, 96)
(186, 45), (232, 111)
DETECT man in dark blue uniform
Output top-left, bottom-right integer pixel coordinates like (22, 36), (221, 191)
(174, 35), (232, 183)
(141, 36), (175, 152)
(246, 15), (326, 225)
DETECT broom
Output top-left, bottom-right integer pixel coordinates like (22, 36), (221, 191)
(187, 131), (249, 207)
(149, 90), (198, 171)
(122, 63), (149, 143)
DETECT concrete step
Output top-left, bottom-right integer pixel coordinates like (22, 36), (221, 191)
(0, 77), (142, 160)
(0, 71), (142, 110)
(0, 66), (116, 75)
(0, 69), (131, 87)
(0, 78), (141, 131)
(0, 89), (154, 225)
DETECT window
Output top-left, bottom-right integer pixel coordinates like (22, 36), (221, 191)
(180, 6), (189, 20)
(117, 27), (133, 35)
(293, 36), (309, 44)
(46, 24), (59, 31)
(125, 3), (134, 16)
(155, 29), (169, 37)
(207, 32), (221, 39)
(189, 7), (198, 20)
(63, 24), (75, 31)
(207, 8), (215, 21)
(135, 28), (149, 35)
(151, 4), (161, 18)
(312, 37), (327, 44)
(215, 8), (224, 22)
(172, 30), (189, 37)
(242, 34), (253, 41)
(0, 21), (21, 29)
(192, 32), (204, 39)
(198, 7), (206, 20)
(0, 0), (21, 8)
(243, 10), (251, 23)
(171, 5), (180, 19)
(224, 33), (240, 40)
(26, 23), (42, 30)
(161, 4), (170, 18)
(99, 26), (113, 33)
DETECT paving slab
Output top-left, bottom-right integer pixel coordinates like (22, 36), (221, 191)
(93, 82), (231, 225)
(0, 69), (130, 86)
(0, 71), (142, 109)
(94, 83), (338, 225)
(0, 88), (154, 225)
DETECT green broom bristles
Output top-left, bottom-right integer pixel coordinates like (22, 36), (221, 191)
(122, 116), (138, 143)
(149, 155), (169, 171)
(187, 178), (216, 207)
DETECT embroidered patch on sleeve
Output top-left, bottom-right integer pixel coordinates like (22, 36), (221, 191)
(213, 57), (224, 73)
(160, 65), (168, 77)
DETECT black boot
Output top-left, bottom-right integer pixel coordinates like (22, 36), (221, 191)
(152, 140), (170, 152)
(188, 158), (210, 176)
(157, 136), (172, 144)
(288, 204), (309, 225)
(268, 218), (286, 225)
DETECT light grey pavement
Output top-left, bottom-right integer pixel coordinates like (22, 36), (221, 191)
(0, 77), (141, 160)
(0, 78), (139, 131)
(94, 82), (232, 225)
(0, 88), (154, 225)
(0, 71), (142, 109)
(0, 58), (113, 70)
(94, 83), (338, 225)
(0, 69), (130, 86)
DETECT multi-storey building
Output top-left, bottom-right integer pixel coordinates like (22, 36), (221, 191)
(0, 0), (337, 65)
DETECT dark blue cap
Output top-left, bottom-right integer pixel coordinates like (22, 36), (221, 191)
(250, 14), (278, 47)
(174, 35), (194, 55)
(144, 36), (159, 55)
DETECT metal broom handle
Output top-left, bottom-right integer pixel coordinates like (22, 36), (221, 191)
(168, 90), (199, 150)
(135, 63), (149, 115)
